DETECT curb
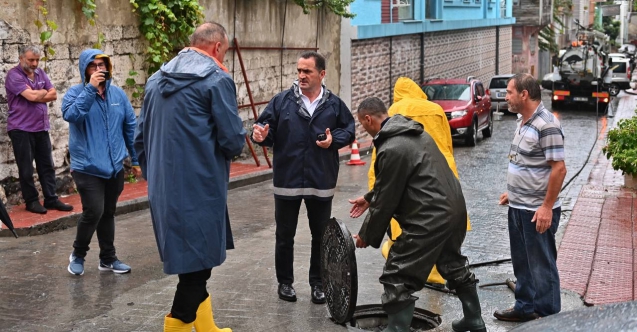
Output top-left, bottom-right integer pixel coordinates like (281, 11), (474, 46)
(3, 144), (374, 237)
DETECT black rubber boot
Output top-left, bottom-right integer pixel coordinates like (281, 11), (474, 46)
(451, 283), (486, 332)
(382, 301), (415, 332)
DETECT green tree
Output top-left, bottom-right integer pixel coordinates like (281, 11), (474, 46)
(292, 0), (356, 18)
(539, 0), (572, 54)
(602, 16), (620, 44)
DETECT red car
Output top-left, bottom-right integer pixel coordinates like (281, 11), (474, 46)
(420, 77), (493, 146)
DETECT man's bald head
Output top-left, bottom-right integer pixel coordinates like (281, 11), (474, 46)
(189, 22), (229, 63)
(190, 22), (227, 48)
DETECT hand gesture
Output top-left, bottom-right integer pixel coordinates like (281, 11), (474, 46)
(252, 123), (269, 143)
(316, 128), (332, 149)
(89, 70), (107, 89)
(349, 196), (370, 218)
(353, 234), (368, 248)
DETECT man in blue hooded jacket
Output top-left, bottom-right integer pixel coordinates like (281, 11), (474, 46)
(62, 49), (140, 277)
(135, 22), (245, 332)
(251, 51), (356, 304)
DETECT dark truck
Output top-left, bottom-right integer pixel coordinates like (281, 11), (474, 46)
(541, 23), (611, 109)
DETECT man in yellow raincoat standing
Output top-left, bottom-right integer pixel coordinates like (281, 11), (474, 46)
(368, 77), (470, 287)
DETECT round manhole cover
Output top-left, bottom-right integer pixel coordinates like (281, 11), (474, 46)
(321, 218), (358, 324)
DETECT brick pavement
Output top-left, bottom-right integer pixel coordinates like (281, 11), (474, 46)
(1, 142), (373, 236)
(557, 95), (637, 306)
(2, 162), (270, 234)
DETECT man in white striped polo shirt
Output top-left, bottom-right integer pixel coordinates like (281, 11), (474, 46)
(494, 73), (567, 322)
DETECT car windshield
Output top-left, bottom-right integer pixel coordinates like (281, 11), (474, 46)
(489, 78), (509, 89)
(422, 84), (471, 101)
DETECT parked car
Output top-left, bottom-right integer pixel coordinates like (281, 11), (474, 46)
(420, 76), (492, 147)
(608, 52), (628, 60)
(618, 44), (636, 56)
(488, 74), (514, 113)
(607, 57), (631, 96)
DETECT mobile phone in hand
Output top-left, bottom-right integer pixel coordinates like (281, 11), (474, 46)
(100, 71), (111, 80)
(317, 133), (327, 141)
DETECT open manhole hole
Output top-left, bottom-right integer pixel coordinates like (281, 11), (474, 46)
(321, 218), (441, 331)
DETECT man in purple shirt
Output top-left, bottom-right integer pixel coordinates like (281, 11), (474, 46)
(5, 45), (73, 214)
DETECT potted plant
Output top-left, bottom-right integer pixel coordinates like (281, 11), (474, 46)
(603, 115), (637, 188)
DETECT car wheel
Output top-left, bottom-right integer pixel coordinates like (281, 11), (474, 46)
(465, 119), (477, 147)
(551, 100), (563, 110)
(609, 83), (620, 96)
(482, 111), (493, 138)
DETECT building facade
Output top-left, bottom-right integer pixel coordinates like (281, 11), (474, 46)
(511, 0), (552, 77)
(341, 0), (515, 138)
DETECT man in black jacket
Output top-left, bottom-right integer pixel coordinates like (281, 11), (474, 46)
(251, 51), (355, 304)
(349, 97), (485, 332)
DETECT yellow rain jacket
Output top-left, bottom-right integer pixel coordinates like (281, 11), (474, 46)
(369, 77), (470, 284)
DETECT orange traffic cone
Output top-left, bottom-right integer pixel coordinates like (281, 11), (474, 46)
(347, 140), (366, 166)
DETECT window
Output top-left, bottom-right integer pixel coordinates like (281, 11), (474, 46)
(530, 34), (536, 54)
(476, 83), (485, 97)
(394, 0), (414, 20)
(423, 84), (472, 101)
(426, 0), (436, 19)
(489, 77), (509, 89)
(512, 39), (523, 54)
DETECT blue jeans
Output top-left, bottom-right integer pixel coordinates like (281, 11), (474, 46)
(508, 206), (561, 317)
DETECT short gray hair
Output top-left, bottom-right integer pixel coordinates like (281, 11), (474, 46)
(189, 22), (227, 48)
(19, 45), (41, 57)
(508, 73), (541, 101)
(357, 97), (387, 117)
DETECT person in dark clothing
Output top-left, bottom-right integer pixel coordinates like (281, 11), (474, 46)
(349, 97), (486, 332)
(5, 45), (73, 214)
(135, 22), (245, 332)
(251, 51), (355, 304)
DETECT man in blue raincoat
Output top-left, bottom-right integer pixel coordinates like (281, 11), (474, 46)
(135, 22), (245, 332)
(62, 49), (140, 277)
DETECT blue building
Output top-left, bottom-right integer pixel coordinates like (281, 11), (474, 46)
(339, 0), (516, 117)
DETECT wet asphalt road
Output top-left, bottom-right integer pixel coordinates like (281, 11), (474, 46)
(0, 92), (622, 331)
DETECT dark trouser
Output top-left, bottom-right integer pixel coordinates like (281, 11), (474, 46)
(381, 210), (475, 314)
(72, 170), (124, 264)
(8, 130), (58, 205)
(171, 268), (212, 323)
(509, 206), (561, 317)
(274, 197), (332, 287)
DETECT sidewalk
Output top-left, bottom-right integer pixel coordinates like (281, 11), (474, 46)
(1, 141), (373, 237)
(557, 95), (637, 305)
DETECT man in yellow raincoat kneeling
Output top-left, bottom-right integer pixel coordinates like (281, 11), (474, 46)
(368, 77), (471, 287)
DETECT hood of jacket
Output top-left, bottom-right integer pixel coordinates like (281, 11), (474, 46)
(157, 49), (223, 97)
(375, 114), (424, 143)
(79, 49), (113, 87)
(393, 77), (428, 104)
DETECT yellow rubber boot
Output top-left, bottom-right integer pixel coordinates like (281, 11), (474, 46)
(194, 295), (231, 332)
(164, 313), (193, 332)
